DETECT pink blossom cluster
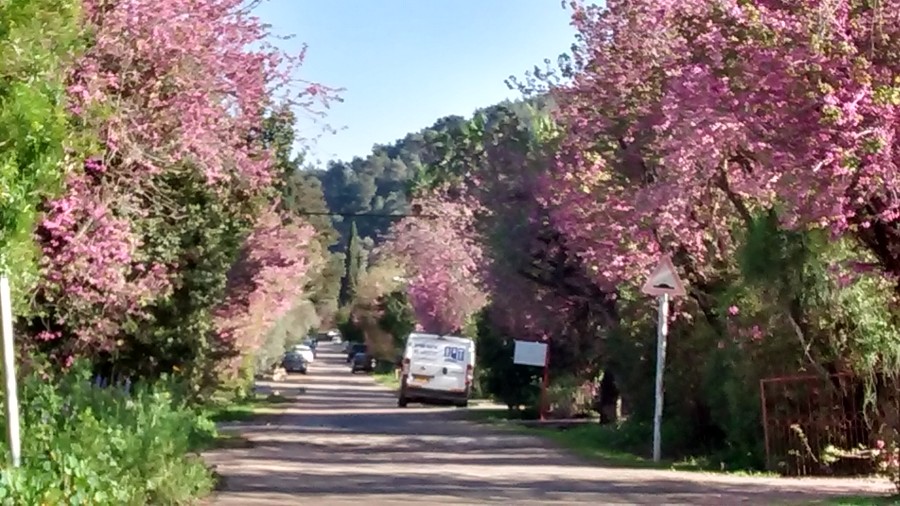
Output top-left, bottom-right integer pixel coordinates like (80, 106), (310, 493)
(872, 438), (900, 491)
(382, 192), (487, 335)
(69, 0), (331, 187)
(33, 0), (333, 357)
(36, 164), (170, 353)
(486, 266), (577, 342)
(543, 0), (900, 292)
(213, 208), (315, 369)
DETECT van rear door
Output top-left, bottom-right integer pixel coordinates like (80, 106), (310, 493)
(407, 338), (470, 393)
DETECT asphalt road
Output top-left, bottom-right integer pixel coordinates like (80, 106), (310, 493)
(204, 342), (892, 505)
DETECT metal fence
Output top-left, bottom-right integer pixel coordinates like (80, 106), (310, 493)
(760, 373), (874, 476)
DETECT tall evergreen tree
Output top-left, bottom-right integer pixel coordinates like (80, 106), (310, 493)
(339, 220), (363, 307)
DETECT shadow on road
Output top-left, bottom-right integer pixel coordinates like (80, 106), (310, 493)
(205, 342), (893, 506)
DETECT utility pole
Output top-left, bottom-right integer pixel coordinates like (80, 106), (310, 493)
(1, 276), (21, 467)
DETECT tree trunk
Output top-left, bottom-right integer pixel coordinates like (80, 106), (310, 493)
(598, 368), (620, 425)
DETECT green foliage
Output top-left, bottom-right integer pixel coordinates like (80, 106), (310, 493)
(257, 299), (320, 372)
(0, 0), (84, 307)
(472, 308), (541, 410)
(595, 210), (900, 473)
(205, 391), (292, 423)
(545, 374), (595, 419)
(819, 497), (900, 506)
(738, 210), (900, 398)
(140, 171), (253, 375)
(338, 221), (363, 307)
(528, 421), (769, 473)
(315, 98), (548, 247)
(335, 306), (364, 343)
(377, 289), (416, 350)
(283, 170), (343, 319)
(281, 169), (340, 247)
(0, 361), (216, 505)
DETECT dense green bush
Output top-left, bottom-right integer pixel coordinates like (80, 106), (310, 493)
(336, 307), (365, 344)
(377, 289), (416, 351)
(0, 361), (216, 505)
(472, 308), (541, 411)
(546, 374), (595, 419)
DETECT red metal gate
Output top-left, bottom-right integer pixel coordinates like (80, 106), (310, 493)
(760, 373), (873, 476)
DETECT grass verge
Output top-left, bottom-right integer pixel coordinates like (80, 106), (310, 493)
(205, 391), (294, 422)
(466, 408), (772, 476)
(465, 407), (536, 423)
(531, 424), (769, 475)
(813, 496), (900, 505)
(373, 371), (400, 391)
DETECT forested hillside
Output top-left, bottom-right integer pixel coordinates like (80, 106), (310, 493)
(313, 97), (552, 249)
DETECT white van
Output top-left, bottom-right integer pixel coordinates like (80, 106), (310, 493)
(398, 333), (476, 408)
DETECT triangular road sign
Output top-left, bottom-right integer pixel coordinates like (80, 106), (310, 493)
(641, 255), (686, 297)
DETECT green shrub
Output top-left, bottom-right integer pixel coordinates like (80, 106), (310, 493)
(377, 289), (415, 350)
(472, 309), (541, 409)
(374, 359), (397, 374)
(0, 361), (216, 505)
(336, 306), (364, 343)
(546, 374), (595, 419)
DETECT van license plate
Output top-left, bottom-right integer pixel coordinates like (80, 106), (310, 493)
(411, 375), (430, 384)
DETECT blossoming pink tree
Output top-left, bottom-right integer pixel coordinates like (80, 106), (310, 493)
(536, 0), (900, 451)
(35, 166), (171, 352)
(547, 0), (900, 291)
(213, 208), (316, 373)
(381, 192), (487, 335)
(32, 0), (335, 370)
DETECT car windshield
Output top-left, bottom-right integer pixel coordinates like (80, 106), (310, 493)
(352, 344), (366, 352)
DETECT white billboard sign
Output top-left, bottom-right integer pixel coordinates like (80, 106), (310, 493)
(513, 340), (547, 367)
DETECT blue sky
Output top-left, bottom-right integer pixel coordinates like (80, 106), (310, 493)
(253, 0), (577, 165)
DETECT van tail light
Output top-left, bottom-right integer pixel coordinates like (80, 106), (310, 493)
(401, 358), (410, 375)
(465, 364), (474, 387)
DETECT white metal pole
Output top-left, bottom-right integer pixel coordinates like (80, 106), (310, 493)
(652, 292), (669, 463)
(0, 276), (21, 467)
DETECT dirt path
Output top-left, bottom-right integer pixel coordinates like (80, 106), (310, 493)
(203, 342), (892, 505)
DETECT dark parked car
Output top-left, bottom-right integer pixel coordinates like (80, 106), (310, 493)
(350, 352), (377, 374)
(281, 351), (308, 374)
(346, 343), (367, 363)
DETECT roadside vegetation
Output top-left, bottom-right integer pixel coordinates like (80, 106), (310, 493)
(3, 0), (900, 503)
(0, 0), (337, 502)
(466, 409), (774, 475)
(0, 362), (217, 504)
(325, 1), (900, 500)
(206, 392), (295, 423)
(818, 497), (900, 506)
(372, 371), (401, 391)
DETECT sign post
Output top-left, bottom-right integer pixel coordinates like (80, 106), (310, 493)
(0, 276), (21, 467)
(513, 339), (550, 420)
(640, 255), (686, 463)
(539, 342), (550, 421)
